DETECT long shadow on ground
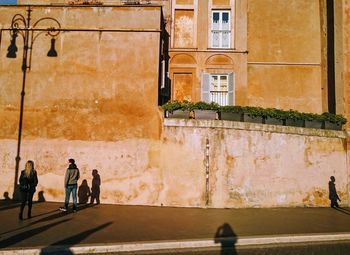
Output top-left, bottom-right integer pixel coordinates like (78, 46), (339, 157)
(0, 219), (71, 248)
(40, 222), (113, 255)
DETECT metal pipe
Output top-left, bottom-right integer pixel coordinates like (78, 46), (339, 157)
(0, 29), (2, 51)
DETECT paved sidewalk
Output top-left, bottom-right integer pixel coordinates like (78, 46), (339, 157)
(0, 201), (350, 254)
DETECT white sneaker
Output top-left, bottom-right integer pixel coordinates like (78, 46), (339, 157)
(59, 207), (67, 212)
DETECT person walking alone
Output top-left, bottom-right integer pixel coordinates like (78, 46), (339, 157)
(19, 160), (38, 220)
(60, 158), (80, 212)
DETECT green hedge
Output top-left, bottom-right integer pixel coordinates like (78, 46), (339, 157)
(161, 101), (347, 125)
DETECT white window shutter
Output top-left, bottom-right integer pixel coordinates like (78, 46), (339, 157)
(201, 73), (210, 102)
(228, 73), (235, 105)
(161, 60), (165, 89)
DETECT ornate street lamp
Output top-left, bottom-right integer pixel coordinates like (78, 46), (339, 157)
(5, 6), (61, 198)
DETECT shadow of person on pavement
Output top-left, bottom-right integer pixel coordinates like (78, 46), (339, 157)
(31, 205), (93, 225)
(37, 191), (46, 202)
(78, 179), (91, 204)
(214, 223), (238, 255)
(12, 184), (22, 202)
(3, 192), (11, 201)
(0, 195), (21, 211)
(0, 209), (62, 236)
(0, 219), (71, 248)
(31, 202), (93, 226)
(334, 207), (350, 215)
(39, 222), (113, 255)
(90, 169), (101, 205)
(329, 176), (341, 208)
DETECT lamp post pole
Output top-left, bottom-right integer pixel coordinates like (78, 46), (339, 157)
(13, 9), (30, 198)
(6, 6), (61, 198)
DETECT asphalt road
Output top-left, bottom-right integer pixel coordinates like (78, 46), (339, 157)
(105, 241), (350, 255)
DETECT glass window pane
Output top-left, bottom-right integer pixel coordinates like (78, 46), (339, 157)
(212, 12), (220, 30)
(213, 12), (220, 22)
(222, 12), (230, 30)
(222, 12), (229, 22)
(212, 31), (220, 47)
(222, 31), (230, 48)
(211, 75), (218, 90)
(220, 76), (228, 90)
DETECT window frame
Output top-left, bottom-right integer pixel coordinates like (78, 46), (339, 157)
(201, 72), (235, 106)
(211, 10), (231, 49)
(210, 74), (229, 105)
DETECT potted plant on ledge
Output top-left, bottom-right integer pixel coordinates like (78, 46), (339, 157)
(161, 100), (194, 119)
(218, 105), (243, 121)
(264, 108), (286, 126)
(321, 112), (347, 130)
(304, 112), (324, 129)
(284, 110), (305, 127)
(193, 101), (219, 120)
(242, 106), (265, 124)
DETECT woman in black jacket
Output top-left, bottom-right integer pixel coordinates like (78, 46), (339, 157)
(19, 160), (38, 220)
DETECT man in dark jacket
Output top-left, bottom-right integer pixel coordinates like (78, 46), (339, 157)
(60, 158), (80, 212)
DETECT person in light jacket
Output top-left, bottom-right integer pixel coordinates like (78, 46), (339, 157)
(60, 158), (80, 212)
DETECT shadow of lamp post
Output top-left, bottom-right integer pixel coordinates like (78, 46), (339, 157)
(5, 6), (61, 199)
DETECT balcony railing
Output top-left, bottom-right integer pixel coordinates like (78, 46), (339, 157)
(210, 91), (228, 106)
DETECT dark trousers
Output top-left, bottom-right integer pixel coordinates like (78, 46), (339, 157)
(20, 190), (35, 218)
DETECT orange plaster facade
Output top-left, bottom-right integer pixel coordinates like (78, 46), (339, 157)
(0, 5), (163, 141)
(342, 1), (350, 201)
(167, 0), (347, 118)
(0, 0), (349, 207)
(0, 4), (166, 203)
(343, 0), (350, 127)
(169, 0), (248, 106)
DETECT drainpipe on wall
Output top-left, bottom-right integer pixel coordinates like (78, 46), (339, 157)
(0, 29), (2, 50)
(327, 0), (336, 113)
(205, 138), (210, 206)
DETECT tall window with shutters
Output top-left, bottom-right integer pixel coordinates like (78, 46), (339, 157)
(201, 73), (235, 106)
(211, 10), (231, 48)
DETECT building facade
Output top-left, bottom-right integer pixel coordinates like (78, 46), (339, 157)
(0, 0), (349, 208)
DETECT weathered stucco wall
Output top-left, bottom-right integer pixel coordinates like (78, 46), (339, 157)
(163, 120), (348, 208)
(0, 6), (162, 142)
(1, 2), (349, 208)
(247, 0), (324, 113)
(344, 0), (350, 128)
(0, 5), (164, 202)
(343, 0), (350, 203)
(1, 119), (348, 208)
